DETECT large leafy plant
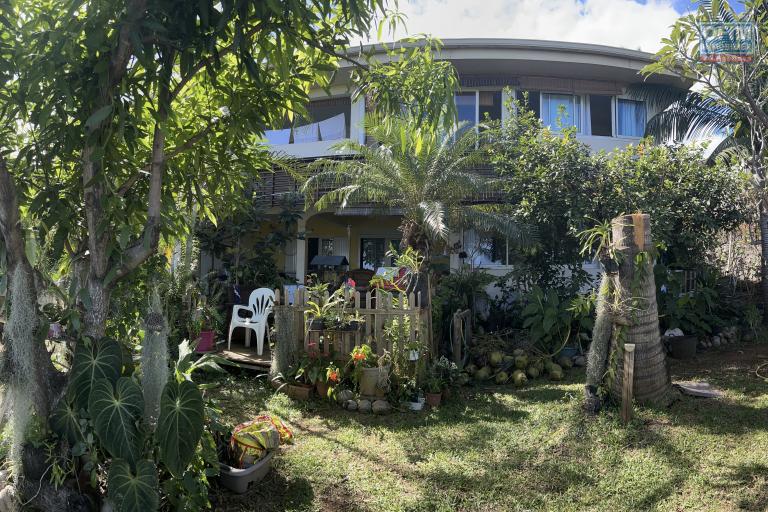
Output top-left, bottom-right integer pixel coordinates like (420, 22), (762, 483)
(521, 287), (594, 356)
(50, 337), (211, 511)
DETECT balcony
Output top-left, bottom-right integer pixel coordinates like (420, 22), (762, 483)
(264, 97), (364, 159)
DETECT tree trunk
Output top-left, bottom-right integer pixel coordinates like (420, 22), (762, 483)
(608, 214), (672, 406)
(759, 201), (768, 324)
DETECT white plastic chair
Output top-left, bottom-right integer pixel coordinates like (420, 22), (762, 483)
(228, 288), (274, 355)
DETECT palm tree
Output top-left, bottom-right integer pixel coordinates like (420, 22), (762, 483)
(626, 83), (740, 159)
(302, 115), (532, 268)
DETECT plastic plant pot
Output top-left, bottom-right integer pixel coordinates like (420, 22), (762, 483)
(219, 451), (275, 494)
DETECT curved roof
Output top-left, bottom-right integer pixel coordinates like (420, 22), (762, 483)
(342, 38), (689, 89)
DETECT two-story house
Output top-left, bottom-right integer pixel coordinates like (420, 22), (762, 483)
(208, 39), (690, 289)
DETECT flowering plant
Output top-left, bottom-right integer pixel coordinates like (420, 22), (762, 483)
(325, 362), (342, 385)
(293, 344), (331, 385)
(350, 344), (376, 368)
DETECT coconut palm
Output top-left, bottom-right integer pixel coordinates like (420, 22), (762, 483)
(626, 83), (741, 159)
(302, 115), (534, 265)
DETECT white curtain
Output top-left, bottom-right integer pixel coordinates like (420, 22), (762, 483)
(264, 128), (291, 145)
(294, 122), (319, 143)
(319, 113), (346, 141)
(334, 237), (349, 261)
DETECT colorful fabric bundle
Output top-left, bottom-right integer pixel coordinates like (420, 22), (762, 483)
(230, 415), (293, 467)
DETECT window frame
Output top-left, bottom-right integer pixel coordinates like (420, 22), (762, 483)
(359, 235), (400, 270)
(615, 96), (647, 139)
(454, 89), (504, 135)
(540, 92), (584, 134)
(586, 94), (616, 138)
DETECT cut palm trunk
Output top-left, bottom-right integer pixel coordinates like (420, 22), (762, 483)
(608, 214), (672, 406)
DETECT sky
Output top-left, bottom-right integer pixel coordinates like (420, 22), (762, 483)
(362, 0), (746, 53)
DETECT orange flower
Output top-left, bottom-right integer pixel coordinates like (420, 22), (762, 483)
(353, 352), (366, 362)
(328, 370), (339, 383)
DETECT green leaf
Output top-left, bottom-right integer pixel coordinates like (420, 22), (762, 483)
(85, 105), (113, 132)
(156, 380), (204, 478)
(50, 398), (85, 445)
(108, 459), (159, 512)
(71, 337), (123, 410)
(89, 378), (144, 467)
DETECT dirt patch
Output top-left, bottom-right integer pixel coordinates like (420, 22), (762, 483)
(669, 342), (768, 378)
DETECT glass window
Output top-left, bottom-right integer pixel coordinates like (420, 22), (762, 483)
(360, 238), (385, 270)
(515, 90), (540, 119)
(617, 99), (646, 137)
(455, 92), (477, 136)
(542, 93), (581, 132)
(320, 238), (334, 256)
(589, 95), (612, 136)
(479, 91), (502, 122)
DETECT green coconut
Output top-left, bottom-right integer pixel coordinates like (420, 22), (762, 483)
(495, 371), (509, 384)
(534, 358), (545, 372)
(526, 366), (540, 379)
(543, 360), (556, 374)
(512, 348), (526, 357)
(512, 370), (528, 387)
(557, 356), (574, 369)
(489, 351), (504, 367)
(514, 355), (528, 369)
(474, 366), (492, 381)
(548, 363), (564, 380)
(457, 373), (471, 386)
(465, 364), (478, 375)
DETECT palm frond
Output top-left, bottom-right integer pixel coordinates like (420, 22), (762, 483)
(625, 83), (690, 111)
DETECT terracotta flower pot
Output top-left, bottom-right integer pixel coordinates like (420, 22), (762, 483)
(425, 392), (442, 407)
(287, 384), (313, 401)
(316, 381), (329, 399)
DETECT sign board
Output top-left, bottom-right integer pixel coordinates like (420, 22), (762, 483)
(699, 22), (756, 62)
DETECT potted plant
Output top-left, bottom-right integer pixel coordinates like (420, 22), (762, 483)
(432, 356), (459, 400)
(305, 281), (345, 330)
(282, 361), (314, 401)
(405, 340), (421, 361)
(349, 344), (391, 397)
(403, 379), (425, 411)
(424, 375), (443, 407)
(321, 362), (342, 399)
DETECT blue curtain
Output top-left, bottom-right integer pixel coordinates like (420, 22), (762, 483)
(617, 99), (646, 137)
(542, 94), (580, 131)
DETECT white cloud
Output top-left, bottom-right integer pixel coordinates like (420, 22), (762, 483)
(364, 0), (685, 53)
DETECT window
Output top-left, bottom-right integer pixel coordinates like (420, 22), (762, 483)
(455, 92), (477, 136)
(542, 93), (582, 132)
(479, 91), (502, 123)
(515, 89), (540, 119)
(454, 91), (503, 136)
(589, 95), (613, 136)
(320, 238), (334, 256)
(360, 237), (399, 270)
(462, 231), (511, 267)
(616, 99), (646, 137)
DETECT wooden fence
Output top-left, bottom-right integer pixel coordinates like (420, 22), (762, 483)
(273, 287), (433, 358)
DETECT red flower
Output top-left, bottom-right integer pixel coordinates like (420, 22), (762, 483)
(328, 370), (339, 383)
(346, 278), (356, 288)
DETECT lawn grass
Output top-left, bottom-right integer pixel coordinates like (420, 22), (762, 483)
(208, 344), (768, 512)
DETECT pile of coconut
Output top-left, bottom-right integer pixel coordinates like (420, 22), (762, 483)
(457, 340), (585, 387)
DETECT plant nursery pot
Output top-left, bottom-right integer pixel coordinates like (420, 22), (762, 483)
(308, 318), (325, 331)
(408, 400), (424, 411)
(286, 384), (313, 401)
(359, 365), (390, 396)
(408, 350), (420, 361)
(316, 381), (329, 399)
(668, 335), (698, 359)
(425, 392), (442, 407)
(197, 330), (216, 353)
(219, 451), (274, 494)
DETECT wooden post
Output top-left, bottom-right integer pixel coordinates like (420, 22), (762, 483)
(621, 343), (636, 424)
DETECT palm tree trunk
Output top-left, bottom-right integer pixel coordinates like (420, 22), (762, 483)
(609, 214), (672, 406)
(759, 201), (768, 324)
